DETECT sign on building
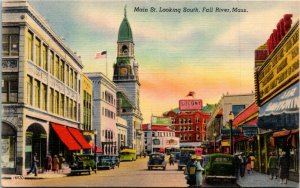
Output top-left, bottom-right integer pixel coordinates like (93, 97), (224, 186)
(179, 99), (203, 111)
(151, 116), (171, 126)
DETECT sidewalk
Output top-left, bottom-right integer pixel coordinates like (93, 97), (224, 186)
(2, 169), (70, 180)
(236, 171), (299, 187)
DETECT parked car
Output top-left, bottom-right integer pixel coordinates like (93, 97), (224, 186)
(147, 152), (167, 170)
(204, 153), (236, 183)
(178, 148), (195, 170)
(120, 149), (136, 161)
(110, 155), (120, 168)
(201, 154), (210, 168)
(70, 154), (96, 175)
(97, 155), (114, 170)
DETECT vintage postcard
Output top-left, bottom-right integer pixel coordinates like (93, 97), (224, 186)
(1, 0), (299, 187)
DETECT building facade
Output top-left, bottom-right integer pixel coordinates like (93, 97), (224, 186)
(113, 8), (143, 155)
(163, 107), (211, 148)
(81, 74), (92, 131)
(255, 15), (299, 181)
(86, 72), (118, 155)
(2, 0), (91, 175)
(142, 124), (179, 154)
(206, 93), (255, 153)
(116, 116), (128, 151)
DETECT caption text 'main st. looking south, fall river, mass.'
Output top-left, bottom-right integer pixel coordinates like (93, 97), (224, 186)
(134, 7), (248, 13)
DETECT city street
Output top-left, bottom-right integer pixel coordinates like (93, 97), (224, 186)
(2, 156), (240, 187)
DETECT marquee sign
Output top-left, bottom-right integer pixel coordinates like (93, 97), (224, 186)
(242, 125), (258, 137)
(179, 99), (203, 111)
(151, 116), (171, 126)
(256, 19), (299, 106)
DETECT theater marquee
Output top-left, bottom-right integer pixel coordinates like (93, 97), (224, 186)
(179, 99), (203, 111)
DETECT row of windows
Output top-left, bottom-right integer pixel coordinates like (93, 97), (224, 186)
(102, 107), (116, 119)
(102, 130), (115, 140)
(26, 30), (79, 92)
(83, 91), (92, 130)
(102, 91), (116, 106)
(26, 75), (78, 121)
(151, 131), (175, 137)
(179, 134), (202, 141)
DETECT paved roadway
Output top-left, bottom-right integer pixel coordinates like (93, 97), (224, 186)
(2, 156), (238, 187)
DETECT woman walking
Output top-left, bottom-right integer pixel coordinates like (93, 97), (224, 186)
(53, 155), (59, 173)
(246, 154), (252, 174)
(279, 151), (289, 184)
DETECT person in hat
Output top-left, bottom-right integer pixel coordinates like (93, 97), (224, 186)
(279, 151), (289, 184)
(268, 152), (278, 180)
(185, 155), (197, 186)
(195, 156), (204, 187)
(53, 155), (59, 173)
(27, 153), (39, 176)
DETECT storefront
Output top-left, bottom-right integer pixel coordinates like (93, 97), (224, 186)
(1, 122), (17, 174)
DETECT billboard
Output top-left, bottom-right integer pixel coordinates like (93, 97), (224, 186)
(179, 99), (203, 111)
(151, 116), (171, 126)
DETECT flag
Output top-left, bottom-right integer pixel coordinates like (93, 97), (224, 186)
(186, 91), (195, 97)
(95, 51), (107, 59)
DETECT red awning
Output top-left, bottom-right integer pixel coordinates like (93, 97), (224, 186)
(245, 118), (258, 126)
(151, 125), (174, 132)
(233, 102), (258, 126)
(51, 123), (81, 150)
(91, 143), (102, 153)
(273, 130), (291, 138)
(67, 127), (91, 149)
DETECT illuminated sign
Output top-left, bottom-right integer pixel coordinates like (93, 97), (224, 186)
(257, 21), (299, 106)
(179, 99), (203, 111)
(151, 116), (171, 126)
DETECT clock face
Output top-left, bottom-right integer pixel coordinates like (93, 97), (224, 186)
(120, 68), (128, 75)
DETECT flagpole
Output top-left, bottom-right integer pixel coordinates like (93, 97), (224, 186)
(105, 50), (108, 76)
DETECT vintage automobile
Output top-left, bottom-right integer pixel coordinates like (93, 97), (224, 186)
(120, 149), (137, 161)
(178, 148), (195, 170)
(204, 153), (237, 183)
(110, 155), (120, 168)
(201, 154), (210, 168)
(97, 155), (114, 170)
(147, 152), (167, 170)
(70, 154), (97, 175)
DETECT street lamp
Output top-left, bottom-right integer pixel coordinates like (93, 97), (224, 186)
(228, 111), (234, 155)
(213, 132), (217, 153)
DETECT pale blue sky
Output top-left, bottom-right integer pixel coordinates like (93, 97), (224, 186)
(30, 0), (299, 122)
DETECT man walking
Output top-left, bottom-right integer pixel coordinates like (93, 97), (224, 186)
(27, 153), (39, 176)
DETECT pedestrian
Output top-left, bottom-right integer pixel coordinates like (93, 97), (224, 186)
(238, 153), (245, 177)
(58, 154), (64, 173)
(195, 156), (204, 187)
(250, 153), (256, 173)
(246, 154), (251, 174)
(27, 153), (39, 176)
(279, 151), (289, 184)
(233, 153), (241, 178)
(268, 152), (278, 180)
(53, 155), (59, 173)
(46, 153), (52, 173)
(169, 153), (175, 166)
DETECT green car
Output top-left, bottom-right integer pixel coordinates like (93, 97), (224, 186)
(204, 153), (236, 183)
(70, 154), (97, 175)
(97, 155), (114, 170)
(120, 149), (136, 161)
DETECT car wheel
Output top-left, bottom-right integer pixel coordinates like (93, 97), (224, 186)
(148, 166), (151, 170)
(163, 167), (166, 170)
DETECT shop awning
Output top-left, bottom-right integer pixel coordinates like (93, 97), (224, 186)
(258, 83), (299, 130)
(273, 130), (291, 138)
(291, 128), (299, 134)
(67, 127), (91, 149)
(51, 123), (81, 151)
(233, 102), (258, 126)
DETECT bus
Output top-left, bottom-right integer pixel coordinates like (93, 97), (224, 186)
(120, 149), (137, 162)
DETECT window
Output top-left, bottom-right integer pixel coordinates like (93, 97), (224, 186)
(54, 55), (59, 79)
(2, 34), (19, 56)
(35, 38), (41, 66)
(60, 60), (65, 83)
(66, 65), (69, 86)
(34, 79), (40, 108)
(70, 69), (73, 89)
(50, 51), (54, 75)
(2, 77), (18, 103)
(26, 30), (33, 60)
(74, 102), (77, 120)
(49, 88), (54, 113)
(66, 97), (69, 118)
(60, 93), (64, 116)
(74, 72), (77, 91)
(232, 105), (246, 116)
(42, 44), (47, 70)
(54, 91), (59, 114)
(41, 84), (47, 111)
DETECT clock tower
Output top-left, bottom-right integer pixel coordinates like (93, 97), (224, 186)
(113, 6), (143, 154)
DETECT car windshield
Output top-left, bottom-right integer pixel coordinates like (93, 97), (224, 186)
(151, 154), (162, 159)
(213, 157), (232, 163)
